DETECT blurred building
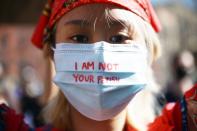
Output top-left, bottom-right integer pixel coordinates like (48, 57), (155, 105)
(0, 0), (45, 24)
(0, 26), (45, 78)
(0, 0), (46, 80)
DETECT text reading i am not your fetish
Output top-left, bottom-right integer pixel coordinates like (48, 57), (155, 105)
(73, 61), (120, 84)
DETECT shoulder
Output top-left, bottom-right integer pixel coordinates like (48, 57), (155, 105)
(148, 102), (182, 131)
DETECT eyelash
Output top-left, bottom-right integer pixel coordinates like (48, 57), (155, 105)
(109, 34), (131, 44)
(70, 35), (89, 43)
(69, 34), (132, 43)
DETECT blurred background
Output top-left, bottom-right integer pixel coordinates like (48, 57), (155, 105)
(0, 0), (196, 128)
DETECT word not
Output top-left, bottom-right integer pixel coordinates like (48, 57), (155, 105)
(98, 63), (119, 71)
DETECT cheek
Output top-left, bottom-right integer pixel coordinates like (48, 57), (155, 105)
(55, 28), (64, 43)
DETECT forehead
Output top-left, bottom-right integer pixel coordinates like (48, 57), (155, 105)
(57, 3), (139, 26)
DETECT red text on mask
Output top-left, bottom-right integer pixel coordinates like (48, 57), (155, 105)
(73, 73), (95, 83)
(97, 76), (119, 84)
(98, 62), (119, 71)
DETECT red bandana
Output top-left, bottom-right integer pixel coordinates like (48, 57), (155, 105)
(31, 0), (162, 49)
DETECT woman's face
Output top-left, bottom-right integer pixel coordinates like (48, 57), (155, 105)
(56, 4), (145, 44)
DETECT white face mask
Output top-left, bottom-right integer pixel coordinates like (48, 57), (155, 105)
(53, 41), (148, 121)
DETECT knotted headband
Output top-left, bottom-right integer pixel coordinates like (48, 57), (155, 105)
(32, 0), (162, 49)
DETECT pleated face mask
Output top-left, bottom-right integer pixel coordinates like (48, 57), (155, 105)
(53, 41), (148, 121)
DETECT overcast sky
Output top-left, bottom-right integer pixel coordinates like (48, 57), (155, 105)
(151, 0), (195, 8)
(152, 0), (193, 4)
(151, 0), (168, 4)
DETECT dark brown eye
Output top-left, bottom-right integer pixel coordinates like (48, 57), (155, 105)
(71, 35), (89, 43)
(109, 35), (129, 44)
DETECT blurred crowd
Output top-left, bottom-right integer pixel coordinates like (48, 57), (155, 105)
(0, 61), (44, 127)
(164, 50), (197, 102)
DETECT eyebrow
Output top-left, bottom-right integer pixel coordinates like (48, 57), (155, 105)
(64, 20), (91, 27)
(64, 19), (130, 29)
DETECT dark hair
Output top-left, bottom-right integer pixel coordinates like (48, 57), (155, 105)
(44, 26), (56, 48)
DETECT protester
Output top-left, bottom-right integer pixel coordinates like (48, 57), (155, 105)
(0, 0), (196, 131)
(165, 50), (196, 102)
